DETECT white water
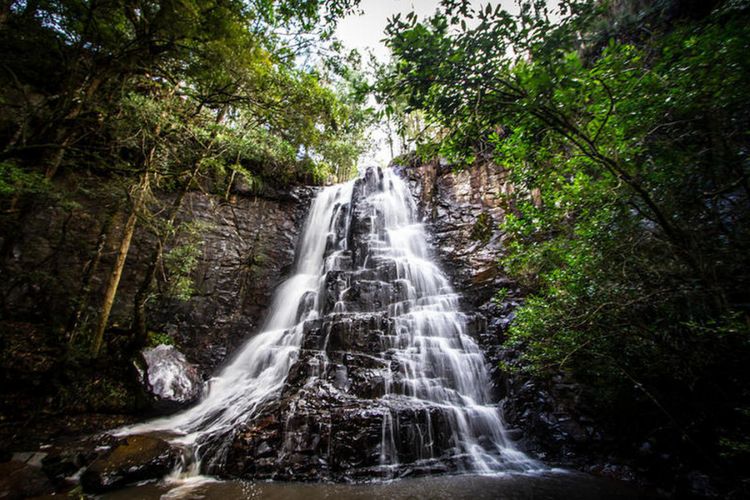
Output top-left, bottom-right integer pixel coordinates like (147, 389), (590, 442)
(116, 167), (537, 477)
(354, 169), (534, 472)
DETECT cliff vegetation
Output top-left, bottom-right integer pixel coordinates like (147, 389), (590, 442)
(378, 0), (750, 495)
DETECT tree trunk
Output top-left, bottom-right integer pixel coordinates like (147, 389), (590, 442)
(131, 171), (194, 346)
(66, 208), (119, 344)
(131, 106), (226, 346)
(90, 172), (149, 357)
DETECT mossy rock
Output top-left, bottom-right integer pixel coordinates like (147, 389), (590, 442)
(80, 435), (178, 493)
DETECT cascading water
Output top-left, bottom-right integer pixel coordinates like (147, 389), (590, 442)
(117, 167), (538, 481)
(368, 170), (531, 473)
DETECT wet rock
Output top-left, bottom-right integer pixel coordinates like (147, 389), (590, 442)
(80, 435), (178, 493)
(137, 344), (203, 411)
(0, 460), (54, 499)
(223, 168), (527, 481)
(0, 183), (314, 378)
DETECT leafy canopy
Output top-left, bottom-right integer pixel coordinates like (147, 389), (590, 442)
(379, 0), (750, 475)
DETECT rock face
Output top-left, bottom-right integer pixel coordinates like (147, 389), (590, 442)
(217, 167), (532, 481)
(398, 160), (517, 307)
(0, 182), (313, 376)
(137, 344), (203, 411)
(80, 435), (178, 493)
(147, 188), (314, 371)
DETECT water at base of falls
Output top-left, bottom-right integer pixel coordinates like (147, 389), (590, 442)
(116, 167), (540, 482)
(103, 472), (654, 500)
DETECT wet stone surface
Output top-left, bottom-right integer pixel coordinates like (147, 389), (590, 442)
(80, 435), (179, 493)
(219, 168), (535, 481)
(137, 344), (203, 412)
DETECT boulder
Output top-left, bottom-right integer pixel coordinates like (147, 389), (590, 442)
(80, 435), (178, 493)
(137, 344), (203, 411)
(0, 460), (54, 499)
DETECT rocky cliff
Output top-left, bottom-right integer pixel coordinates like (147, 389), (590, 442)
(1, 183), (312, 371)
(0, 180), (313, 444)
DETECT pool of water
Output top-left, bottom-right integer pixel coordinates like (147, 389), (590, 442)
(101, 471), (656, 499)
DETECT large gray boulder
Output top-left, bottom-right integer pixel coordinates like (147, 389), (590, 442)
(137, 344), (203, 412)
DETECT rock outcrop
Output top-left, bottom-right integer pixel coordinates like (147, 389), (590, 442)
(137, 344), (203, 412)
(80, 435), (178, 493)
(0, 182), (313, 375)
(147, 188), (314, 372)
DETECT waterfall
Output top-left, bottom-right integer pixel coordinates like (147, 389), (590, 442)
(116, 180), (355, 468)
(116, 167), (537, 479)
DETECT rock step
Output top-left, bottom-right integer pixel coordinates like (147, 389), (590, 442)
(225, 395), (466, 480)
(80, 435), (179, 493)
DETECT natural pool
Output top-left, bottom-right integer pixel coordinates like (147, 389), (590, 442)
(102, 471), (656, 500)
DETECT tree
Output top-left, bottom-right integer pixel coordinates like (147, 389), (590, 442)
(0, 0), (370, 357)
(379, 0), (750, 485)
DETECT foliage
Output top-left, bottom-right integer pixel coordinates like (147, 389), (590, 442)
(162, 244), (202, 302)
(380, 0), (750, 483)
(162, 222), (206, 301)
(0, 0), (371, 192)
(0, 161), (49, 197)
(146, 331), (175, 348)
(470, 211), (493, 244)
(0, 0), (371, 357)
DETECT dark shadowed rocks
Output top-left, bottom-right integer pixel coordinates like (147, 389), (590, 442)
(0, 458), (54, 499)
(80, 435), (178, 493)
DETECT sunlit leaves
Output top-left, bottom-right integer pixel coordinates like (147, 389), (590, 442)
(379, 0), (750, 463)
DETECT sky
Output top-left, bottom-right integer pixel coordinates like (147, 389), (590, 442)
(333, 1), (527, 166)
(335, 0), (527, 63)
